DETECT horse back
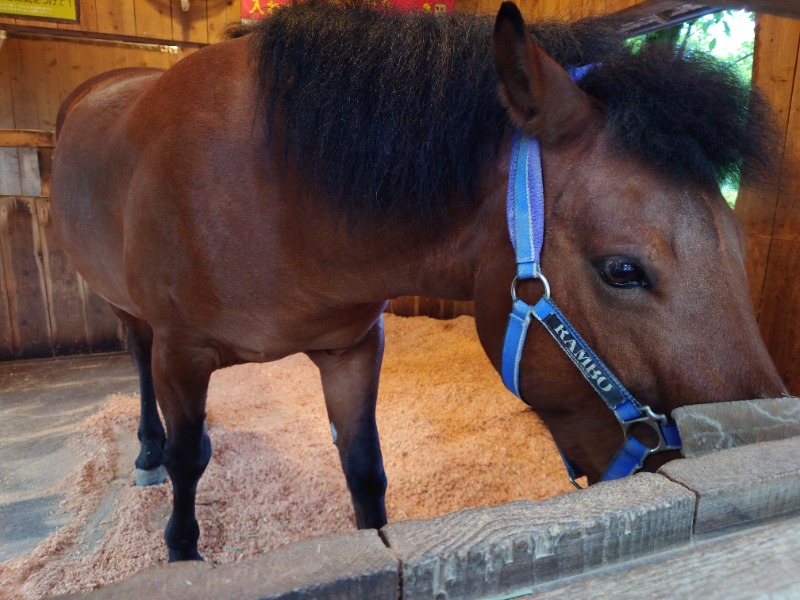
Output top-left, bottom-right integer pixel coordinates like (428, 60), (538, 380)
(56, 67), (164, 137)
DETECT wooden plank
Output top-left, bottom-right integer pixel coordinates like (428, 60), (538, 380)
(0, 49), (23, 198)
(0, 197), (15, 358)
(134, 0), (173, 40)
(0, 38), (15, 130)
(0, 148), (22, 196)
(736, 15), (800, 322)
(735, 15), (800, 239)
(58, 0), (99, 32)
(172, 0), (209, 44)
(36, 40), (64, 131)
(742, 233), (770, 313)
(7, 39), (42, 130)
(660, 436), (800, 534)
(17, 147), (40, 197)
(36, 148), (53, 197)
(81, 276), (124, 353)
(95, 0), (137, 37)
(58, 38), (98, 109)
(207, 0), (240, 44)
(0, 196), (53, 358)
(673, 397), (800, 457)
(531, 516), (800, 599)
(773, 40), (800, 243)
(70, 530), (398, 600)
(705, 0), (800, 20)
(35, 198), (90, 355)
(758, 238), (800, 394)
(0, 130), (55, 148)
(382, 473), (694, 600)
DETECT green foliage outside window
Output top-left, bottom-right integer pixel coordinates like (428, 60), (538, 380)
(629, 11), (756, 206)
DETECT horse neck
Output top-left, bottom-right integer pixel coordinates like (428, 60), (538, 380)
(367, 183), (508, 303)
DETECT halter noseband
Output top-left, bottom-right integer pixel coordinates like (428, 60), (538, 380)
(500, 129), (681, 488)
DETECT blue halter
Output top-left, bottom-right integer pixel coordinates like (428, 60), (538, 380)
(500, 130), (681, 487)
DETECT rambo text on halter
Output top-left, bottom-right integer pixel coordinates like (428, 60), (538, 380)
(500, 122), (682, 488)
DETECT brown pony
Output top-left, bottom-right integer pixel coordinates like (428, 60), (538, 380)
(51, 1), (785, 561)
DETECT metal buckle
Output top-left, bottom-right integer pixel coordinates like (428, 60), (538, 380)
(620, 405), (680, 456)
(511, 268), (551, 302)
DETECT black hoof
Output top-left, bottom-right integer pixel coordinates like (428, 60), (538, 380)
(168, 548), (204, 562)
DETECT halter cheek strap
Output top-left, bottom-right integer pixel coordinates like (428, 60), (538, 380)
(500, 132), (681, 487)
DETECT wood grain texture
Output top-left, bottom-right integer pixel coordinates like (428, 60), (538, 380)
(733, 14), (800, 395)
(0, 148), (22, 196)
(674, 397), (800, 457)
(35, 198), (90, 355)
(207, 0), (241, 44)
(381, 473), (694, 600)
(659, 436), (800, 534)
(17, 147), (40, 196)
(81, 276), (124, 353)
(134, 0), (173, 40)
(0, 197), (53, 358)
(529, 514), (800, 599)
(172, 0), (208, 44)
(95, 0), (137, 36)
(57, 0), (99, 32)
(0, 130), (56, 148)
(758, 238), (800, 394)
(774, 50), (800, 242)
(742, 233), (771, 314)
(735, 15), (800, 238)
(69, 530), (399, 600)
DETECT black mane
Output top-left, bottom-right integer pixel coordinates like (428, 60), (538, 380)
(251, 1), (776, 226)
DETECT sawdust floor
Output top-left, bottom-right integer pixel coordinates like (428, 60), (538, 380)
(0, 315), (572, 598)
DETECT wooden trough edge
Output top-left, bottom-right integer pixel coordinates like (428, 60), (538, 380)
(61, 435), (800, 600)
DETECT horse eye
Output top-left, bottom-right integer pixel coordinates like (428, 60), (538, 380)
(597, 257), (649, 289)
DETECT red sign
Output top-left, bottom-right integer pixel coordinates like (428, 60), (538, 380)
(242, 0), (455, 21)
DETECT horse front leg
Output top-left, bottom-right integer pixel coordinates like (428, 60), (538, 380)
(111, 307), (167, 486)
(307, 319), (388, 530)
(151, 332), (216, 561)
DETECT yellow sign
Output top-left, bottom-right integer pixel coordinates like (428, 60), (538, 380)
(0, 0), (79, 23)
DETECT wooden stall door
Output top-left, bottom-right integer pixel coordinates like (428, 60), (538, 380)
(0, 131), (125, 360)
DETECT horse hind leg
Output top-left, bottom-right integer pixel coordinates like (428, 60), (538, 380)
(151, 331), (215, 561)
(307, 319), (388, 529)
(111, 307), (167, 486)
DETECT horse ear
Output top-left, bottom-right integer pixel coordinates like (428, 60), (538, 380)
(493, 1), (595, 145)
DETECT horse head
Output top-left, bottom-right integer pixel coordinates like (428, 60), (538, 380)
(474, 2), (787, 483)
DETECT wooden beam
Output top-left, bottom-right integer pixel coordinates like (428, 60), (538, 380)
(705, 0), (800, 19)
(0, 24), (207, 49)
(0, 129), (55, 148)
(613, 0), (800, 36)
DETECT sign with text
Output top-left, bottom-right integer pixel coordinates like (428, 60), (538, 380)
(0, 0), (79, 22)
(242, 0), (454, 21)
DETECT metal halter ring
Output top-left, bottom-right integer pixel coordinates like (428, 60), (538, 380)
(620, 405), (680, 456)
(511, 271), (551, 303)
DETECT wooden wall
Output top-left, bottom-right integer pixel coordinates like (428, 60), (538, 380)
(0, 0), (241, 45)
(457, 0), (642, 19)
(0, 38), (193, 359)
(736, 13), (800, 394)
